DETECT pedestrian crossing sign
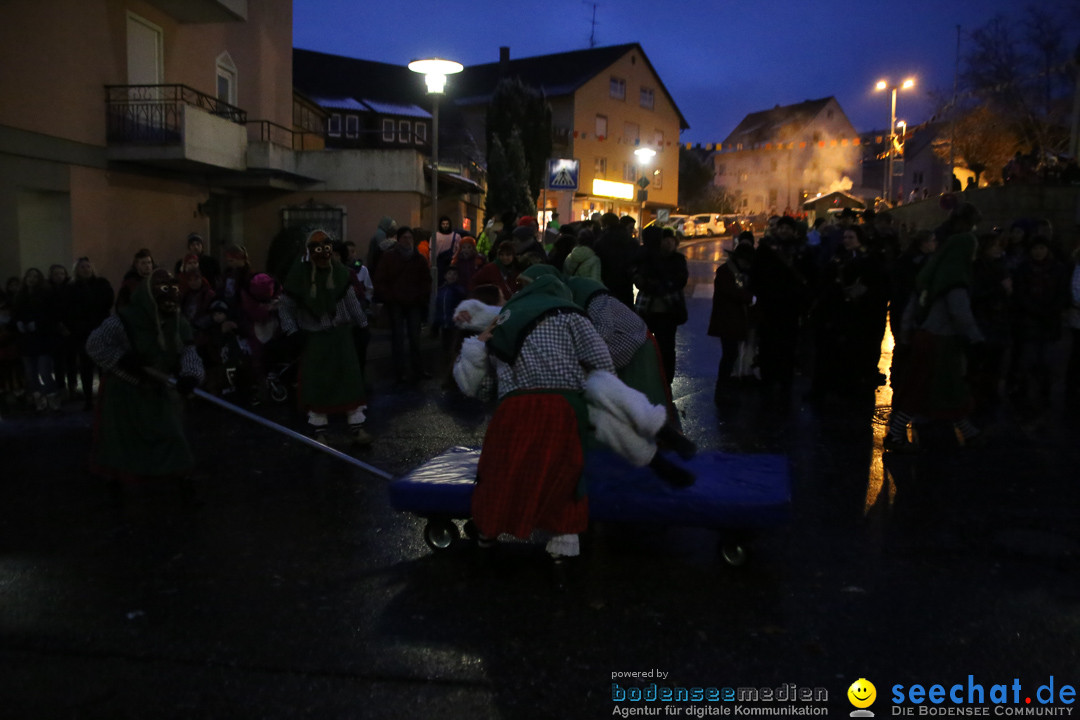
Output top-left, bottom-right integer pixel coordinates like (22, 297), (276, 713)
(547, 158), (580, 190)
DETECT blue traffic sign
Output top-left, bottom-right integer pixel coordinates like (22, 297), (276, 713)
(547, 158), (580, 190)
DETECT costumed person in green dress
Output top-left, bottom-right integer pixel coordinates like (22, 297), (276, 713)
(279, 230), (372, 445)
(86, 268), (204, 482)
(884, 200), (985, 451)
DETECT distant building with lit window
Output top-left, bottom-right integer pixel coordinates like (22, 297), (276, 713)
(713, 97), (862, 217)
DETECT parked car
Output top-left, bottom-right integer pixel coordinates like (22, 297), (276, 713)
(685, 213), (724, 237)
(645, 214), (690, 236)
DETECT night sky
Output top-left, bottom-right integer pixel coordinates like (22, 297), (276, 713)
(293, 0), (1037, 145)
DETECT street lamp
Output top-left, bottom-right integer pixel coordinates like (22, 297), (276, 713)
(875, 77), (915, 206)
(408, 57), (463, 322)
(634, 146), (656, 229)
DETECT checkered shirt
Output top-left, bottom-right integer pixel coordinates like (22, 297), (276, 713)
(86, 316), (205, 383)
(479, 312), (615, 400)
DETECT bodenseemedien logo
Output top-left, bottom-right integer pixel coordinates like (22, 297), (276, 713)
(849, 678), (877, 717)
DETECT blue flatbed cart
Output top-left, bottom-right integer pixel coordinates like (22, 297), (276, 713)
(389, 446), (792, 566)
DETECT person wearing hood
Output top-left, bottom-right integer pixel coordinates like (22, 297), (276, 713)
(884, 202), (986, 451)
(280, 231), (372, 444)
(450, 271), (615, 562)
(85, 268), (204, 482)
(562, 229), (603, 282)
(366, 216), (398, 276)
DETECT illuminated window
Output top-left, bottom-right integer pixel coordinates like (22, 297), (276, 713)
(328, 114), (341, 137)
(381, 119), (394, 142)
(640, 87), (654, 109)
(610, 77), (626, 100)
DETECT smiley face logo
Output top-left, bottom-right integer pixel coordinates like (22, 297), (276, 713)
(848, 678), (877, 709)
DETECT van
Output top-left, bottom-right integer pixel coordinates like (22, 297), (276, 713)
(686, 214), (724, 237)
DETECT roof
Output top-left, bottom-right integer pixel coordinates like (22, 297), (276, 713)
(294, 48), (427, 108)
(455, 43), (689, 130)
(802, 190), (866, 209)
(722, 97), (840, 147)
(294, 44), (689, 130)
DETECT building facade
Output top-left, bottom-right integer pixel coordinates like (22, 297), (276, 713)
(712, 97), (862, 217)
(0, 0), (317, 283)
(454, 44), (687, 228)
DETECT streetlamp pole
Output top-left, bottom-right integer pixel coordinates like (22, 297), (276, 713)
(888, 87), (897, 205)
(408, 58), (462, 324)
(876, 78), (914, 207)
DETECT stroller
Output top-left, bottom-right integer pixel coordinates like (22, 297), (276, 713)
(262, 334), (299, 404)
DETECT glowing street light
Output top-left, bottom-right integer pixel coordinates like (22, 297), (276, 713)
(633, 147), (656, 228)
(875, 77), (915, 205)
(408, 57), (462, 322)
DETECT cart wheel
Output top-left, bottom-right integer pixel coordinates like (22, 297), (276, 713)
(720, 541), (748, 567)
(462, 520), (480, 541)
(423, 519), (460, 551)
(268, 380), (288, 403)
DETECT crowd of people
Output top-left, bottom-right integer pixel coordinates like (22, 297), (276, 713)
(706, 198), (1080, 450)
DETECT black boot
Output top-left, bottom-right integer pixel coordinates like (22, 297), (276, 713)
(649, 452), (695, 488)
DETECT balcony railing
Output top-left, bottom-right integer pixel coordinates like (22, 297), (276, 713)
(105, 84), (247, 145)
(246, 120), (325, 151)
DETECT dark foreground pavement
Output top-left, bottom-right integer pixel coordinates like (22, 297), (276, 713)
(3, 258), (1079, 719)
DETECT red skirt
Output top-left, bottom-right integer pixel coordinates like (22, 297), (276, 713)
(473, 392), (589, 539)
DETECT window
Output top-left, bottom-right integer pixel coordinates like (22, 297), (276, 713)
(640, 87), (654, 110)
(398, 120), (411, 143)
(623, 122), (639, 144)
(345, 115), (359, 139)
(414, 121), (427, 144)
(594, 156), (607, 178)
(623, 162), (638, 182)
(215, 52), (237, 107)
(610, 76), (626, 100)
(328, 114), (342, 137)
(382, 118), (395, 142)
(595, 114), (608, 139)
(654, 130), (664, 147)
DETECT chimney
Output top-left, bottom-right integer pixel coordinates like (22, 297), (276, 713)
(499, 46), (510, 73)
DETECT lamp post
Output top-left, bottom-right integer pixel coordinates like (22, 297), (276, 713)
(408, 57), (462, 322)
(875, 77), (914, 206)
(633, 146), (656, 230)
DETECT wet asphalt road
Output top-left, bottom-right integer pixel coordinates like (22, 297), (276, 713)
(2, 236), (1079, 719)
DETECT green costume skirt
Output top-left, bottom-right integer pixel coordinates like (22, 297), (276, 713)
(92, 376), (193, 480)
(298, 325), (366, 413)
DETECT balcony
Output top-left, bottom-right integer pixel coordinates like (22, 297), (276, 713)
(142, 0), (246, 22)
(230, 120), (325, 189)
(105, 84), (248, 172)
